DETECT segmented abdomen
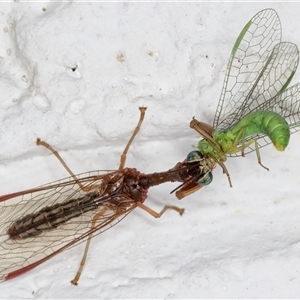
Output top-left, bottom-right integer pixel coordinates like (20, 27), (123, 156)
(230, 111), (290, 151)
(7, 191), (103, 240)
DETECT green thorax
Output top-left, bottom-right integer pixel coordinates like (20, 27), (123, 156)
(197, 139), (227, 162)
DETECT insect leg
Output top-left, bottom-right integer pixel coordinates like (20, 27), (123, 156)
(36, 138), (89, 191)
(236, 138), (269, 171)
(138, 203), (184, 217)
(70, 206), (109, 286)
(119, 107), (147, 170)
(217, 159), (233, 187)
(232, 129), (269, 171)
(234, 127), (247, 157)
(254, 140), (269, 171)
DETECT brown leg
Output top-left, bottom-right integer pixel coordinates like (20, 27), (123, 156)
(36, 138), (76, 177)
(70, 206), (109, 286)
(119, 107), (147, 170)
(36, 138), (91, 191)
(37, 107), (147, 188)
(138, 203), (184, 218)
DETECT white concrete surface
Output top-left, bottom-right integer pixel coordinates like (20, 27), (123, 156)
(1, 2), (300, 298)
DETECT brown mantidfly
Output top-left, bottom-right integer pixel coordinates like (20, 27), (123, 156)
(0, 107), (214, 285)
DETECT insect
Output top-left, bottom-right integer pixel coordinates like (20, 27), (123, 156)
(0, 107), (214, 285)
(190, 9), (300, 187)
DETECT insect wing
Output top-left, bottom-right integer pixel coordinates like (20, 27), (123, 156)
(225, 42), (299, 156)
(278, 83), (300, 133)
(243, 41), (299, 116)
(214, 9), (287, 131)
(0, 170), (135, 282)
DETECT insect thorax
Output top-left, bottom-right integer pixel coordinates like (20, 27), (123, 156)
(213, 132), (238, 154)
(197, 139), (227, 162)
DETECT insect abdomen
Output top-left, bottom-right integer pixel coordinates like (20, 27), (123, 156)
(7, 191), (101, 240)
(231, 111), (290, 151)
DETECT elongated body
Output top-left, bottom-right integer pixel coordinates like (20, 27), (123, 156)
(0, 158), (213, 283)
(4, 163), (201, 242)
(0, 107), (215, 285)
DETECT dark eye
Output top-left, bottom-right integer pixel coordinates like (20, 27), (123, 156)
(187, 150), (203, 162)
(198, 172), (213, 186)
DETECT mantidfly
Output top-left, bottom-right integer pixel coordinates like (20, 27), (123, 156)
(0, 107), (214, 285)
(191, 9), (300, 187)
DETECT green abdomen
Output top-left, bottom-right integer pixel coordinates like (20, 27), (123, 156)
(229, 111), (290, 151)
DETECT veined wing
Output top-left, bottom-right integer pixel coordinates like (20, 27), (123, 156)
(0, 170), (116, 203)
(216, 41), (299, 133)
(0, 170), (136, 282)
(235, 42), (298, 118)
(214, 9), (287, 131)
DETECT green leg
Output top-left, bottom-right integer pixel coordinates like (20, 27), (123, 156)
(232, 127), (248, 156)
(233, 128), (269, 171)
(218, 159), (233, 187)
(254, 140), (269, 171)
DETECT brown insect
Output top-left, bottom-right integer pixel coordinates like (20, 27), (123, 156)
(0, 107), (215, 285)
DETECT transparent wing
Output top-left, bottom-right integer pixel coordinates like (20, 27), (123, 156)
(0, 170), (136, 282)
(216, 41), (299, 133)
(228, 81), (300, 156)
(214, 9), (293, 131)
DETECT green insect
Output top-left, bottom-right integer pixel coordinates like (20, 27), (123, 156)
(191, 9), (300, 187)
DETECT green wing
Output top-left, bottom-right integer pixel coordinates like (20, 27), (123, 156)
(213, 9), (298, 134)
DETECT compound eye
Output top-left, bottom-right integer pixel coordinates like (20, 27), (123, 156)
(186, 150), (203, 162)
(198, 172), (213, 186)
